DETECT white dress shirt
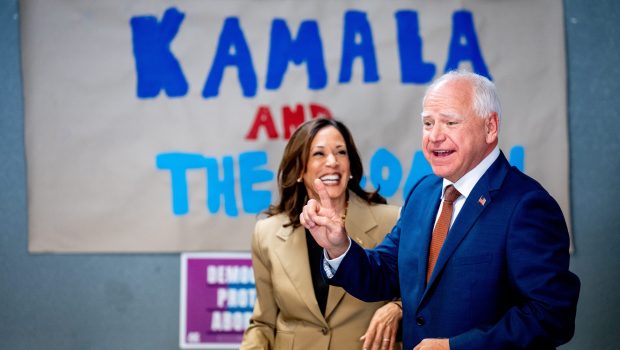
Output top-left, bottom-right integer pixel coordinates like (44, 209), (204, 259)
(437, 146), (500, 227)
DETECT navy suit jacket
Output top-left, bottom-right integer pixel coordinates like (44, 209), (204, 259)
(329, 152), (580, 349)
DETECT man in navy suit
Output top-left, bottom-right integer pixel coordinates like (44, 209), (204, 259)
(301, 70), (580, 349)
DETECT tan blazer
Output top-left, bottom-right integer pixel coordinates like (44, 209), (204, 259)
(240, 192), (400, 350)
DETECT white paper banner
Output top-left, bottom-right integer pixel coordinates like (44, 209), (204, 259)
(21, 0), (570, 252)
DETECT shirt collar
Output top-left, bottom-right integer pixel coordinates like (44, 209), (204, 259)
(441, 146), (500, 199)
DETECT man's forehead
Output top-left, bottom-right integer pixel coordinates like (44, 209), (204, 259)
(422, 94), (472, 118)
(421, 110), (463, 119)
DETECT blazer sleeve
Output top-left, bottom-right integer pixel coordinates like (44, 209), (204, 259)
(451, 189), (580, 349)
(240, 220), (276, 350)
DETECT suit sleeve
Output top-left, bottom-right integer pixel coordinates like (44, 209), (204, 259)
(328, 215), (402, 302)
(240, 220), (276, 350)
(327, 186), (420, 303)
(450, 190), (580, 349)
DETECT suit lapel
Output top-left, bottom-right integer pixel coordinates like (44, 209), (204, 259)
(422, 153), (510, 298)
(273, 223), (326, 324)
(324, 193), (377, 319)
(416, 187), (442, 296)
(424, 189), (489, 290)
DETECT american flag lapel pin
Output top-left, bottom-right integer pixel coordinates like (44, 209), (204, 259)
(478, 195), (487, 206)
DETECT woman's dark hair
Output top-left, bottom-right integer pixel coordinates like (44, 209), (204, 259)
(265, 117), (386, 227)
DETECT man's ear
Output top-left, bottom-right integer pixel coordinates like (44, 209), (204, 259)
(485, 112), (499, 143)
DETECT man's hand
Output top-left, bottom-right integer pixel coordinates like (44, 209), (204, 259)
(300, 179), (349, 258)
(413, 338), (449, 350)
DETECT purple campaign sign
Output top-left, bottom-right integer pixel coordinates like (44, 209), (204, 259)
(180, 252), (255, 349)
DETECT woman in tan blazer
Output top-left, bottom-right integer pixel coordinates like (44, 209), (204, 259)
(241, 118), (402, 350)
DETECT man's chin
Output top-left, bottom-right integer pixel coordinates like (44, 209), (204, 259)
(430, 165), (452, 179)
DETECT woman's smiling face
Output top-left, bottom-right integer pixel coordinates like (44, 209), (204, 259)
(302, 126), (350, 206)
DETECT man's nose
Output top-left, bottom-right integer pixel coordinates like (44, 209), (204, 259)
(428, 125), (445, 142)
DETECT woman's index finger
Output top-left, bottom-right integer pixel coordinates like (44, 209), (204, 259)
(313, 178), (333, 209)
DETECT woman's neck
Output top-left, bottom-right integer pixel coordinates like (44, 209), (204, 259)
(333, 195), (349, 221)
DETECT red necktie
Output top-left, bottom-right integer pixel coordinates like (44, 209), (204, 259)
(426, 185), (461, 283)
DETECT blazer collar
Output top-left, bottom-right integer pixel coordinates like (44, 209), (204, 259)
(274, 223), (326, 324)
(273, 191), (380, 322)
(344, 192), (380, 247)
(325, 192), (380, 318)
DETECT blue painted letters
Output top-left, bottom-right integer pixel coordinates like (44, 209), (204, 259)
(395, 10), (435, 84)
(239, 152), (273, 213)
(156, 151), (272, 216)
(266, 19), (327, 90)
(444, 10), (491, 80)
(130, 7), (188, 98)
(131, 7), (492, 98)
(369, 148), (402, 197)
(339, 10), (379, 83)
(203, 17), (258, 98)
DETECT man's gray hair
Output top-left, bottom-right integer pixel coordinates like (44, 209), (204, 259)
(424, 70), (502, 122)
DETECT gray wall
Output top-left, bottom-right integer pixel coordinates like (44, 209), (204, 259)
(1, 0), (618, 349)
(564, 0), (620, 347)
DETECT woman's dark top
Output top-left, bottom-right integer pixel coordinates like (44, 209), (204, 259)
(305, 229), (329, 316)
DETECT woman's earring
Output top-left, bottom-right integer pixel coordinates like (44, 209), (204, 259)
(297, 177), (302, 183)
(349, 175), (353, 179)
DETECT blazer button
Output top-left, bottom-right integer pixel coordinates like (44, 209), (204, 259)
(321, 327), (329, 335)
(416, 316), (425, 326)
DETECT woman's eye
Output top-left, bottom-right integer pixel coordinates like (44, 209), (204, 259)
(338, 150), (347, 156)
(313, 151), (324, 157)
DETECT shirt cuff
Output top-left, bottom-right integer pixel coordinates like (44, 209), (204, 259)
(322, 238), (352, 279)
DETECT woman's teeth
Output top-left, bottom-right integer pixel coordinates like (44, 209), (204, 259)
(320, 175), (340, 184)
